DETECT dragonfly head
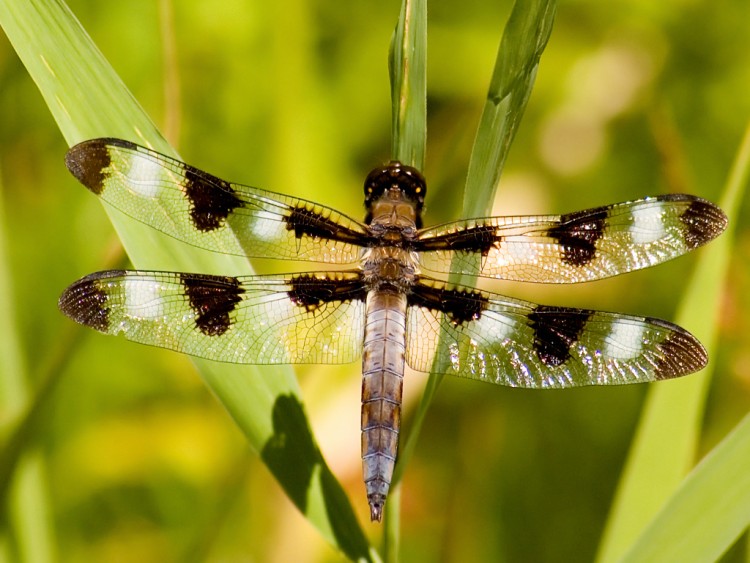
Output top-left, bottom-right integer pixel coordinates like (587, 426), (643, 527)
(364, 160), (426, 211)
(364, 161), (426, 229)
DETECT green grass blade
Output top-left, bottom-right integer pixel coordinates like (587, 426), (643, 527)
(389, 0), (427, 169)
(597, 122), (750, 562)
(620, 413), (750, 563)
(463, 0), (556, 215)
(0, 0), (372, 557)
(382, 485), (402, 562)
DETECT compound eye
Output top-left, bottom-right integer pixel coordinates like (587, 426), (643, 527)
(363, 161), (426, 203)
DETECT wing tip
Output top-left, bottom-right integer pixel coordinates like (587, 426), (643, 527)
(59, 270), (126, 333)
(650, 318), (708, 379)
(680, 197), (728, 250)
(65, 138), (138, 195)
(66, 139), (111, 194)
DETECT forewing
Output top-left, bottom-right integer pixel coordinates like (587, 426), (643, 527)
(405, 278), (706, 388)
(65, 138), (370, 263)
(415, 195), (727, 282)
(59, 270), (367, 365)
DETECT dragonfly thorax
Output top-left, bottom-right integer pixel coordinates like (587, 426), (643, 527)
(361, 247), (419, 292)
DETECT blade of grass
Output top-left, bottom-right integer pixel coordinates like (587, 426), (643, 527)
(382, 486), (402, 562)
(0, 0), (373, 557)
(391, 0), (557, 508)
(463, 0), (556, 216)
(620, 413), (750, 563)
(389, 0), (427, 170)
(597, 121), (750, 562)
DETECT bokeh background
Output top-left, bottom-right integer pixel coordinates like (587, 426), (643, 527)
(0, 0), (748, 561)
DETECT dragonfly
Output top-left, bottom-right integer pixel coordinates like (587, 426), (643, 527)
(59, 138), (727, 521)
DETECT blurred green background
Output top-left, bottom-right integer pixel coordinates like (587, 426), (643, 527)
(0, 0), (748, 561)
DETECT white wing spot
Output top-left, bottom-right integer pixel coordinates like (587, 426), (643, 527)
(475, 311), (516, 343)
(123, 280), (164, 320)
(630, 202), (667, 244)
(125, 155), (164, 198)
(603, 320), (646, 360)
(249, 209), (281, 240)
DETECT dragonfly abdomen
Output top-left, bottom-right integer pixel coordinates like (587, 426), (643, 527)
(361, 290), (407, 522)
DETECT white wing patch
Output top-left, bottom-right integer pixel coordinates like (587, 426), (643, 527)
(602, 319), (646, 360)
(123, 153), (165, 198)
(475, 309), (518, 343)
(122, 279), (165, 320)
(629, 200), (667, 244)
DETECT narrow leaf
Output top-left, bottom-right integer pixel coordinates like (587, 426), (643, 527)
(464, 0), (556, 216)
(389, 0), (427, 169)
(620, 413), (750, 563)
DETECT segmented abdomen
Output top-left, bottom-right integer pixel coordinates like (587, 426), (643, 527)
(361, 290), (407, 522)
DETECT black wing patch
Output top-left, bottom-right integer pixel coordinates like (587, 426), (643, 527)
(288, 272), (367, 312)
(181, 274), (245, 336)
(182, 166), (243, 232)
(546, 208), (608, 267)
(408, 281), (489, 326)
(528, 305), (592, 367)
